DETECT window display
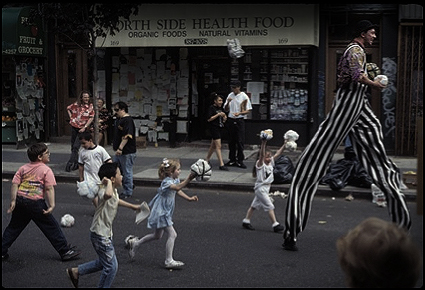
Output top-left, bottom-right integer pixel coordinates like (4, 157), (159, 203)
(239, 47), (310, 122)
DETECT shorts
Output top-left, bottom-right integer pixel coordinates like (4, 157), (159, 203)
(209, 126), (222, 140)
(251, 186), (274, 211)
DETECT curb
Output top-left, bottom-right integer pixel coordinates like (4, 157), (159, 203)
(1, 171), (416, 202)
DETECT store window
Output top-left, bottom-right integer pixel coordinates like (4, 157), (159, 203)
(234, 47), (311, 122)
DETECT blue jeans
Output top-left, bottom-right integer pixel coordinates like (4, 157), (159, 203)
(2, 196), (70, 258)
(78, 231), (118, 288)
(113, 153), (136, 196)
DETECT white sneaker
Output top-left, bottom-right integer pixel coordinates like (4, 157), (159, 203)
(165, 260), (184, 269)
(128, 238), (138, 260)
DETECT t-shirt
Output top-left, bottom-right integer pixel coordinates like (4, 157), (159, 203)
(12, 162), (57, 200)
(78, 145), (112, 183)
(90, 186), (120, 238)
(208, 104), (225, 128)
(254, 157), (275, 191)
(67, 102), (94, 129)
(224, 91), (252, 119)
(113, 116), (136, 154)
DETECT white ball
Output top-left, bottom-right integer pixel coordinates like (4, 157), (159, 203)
(60, 214), (75, 227)
(374, 75), (388, 86)
(196, 172), (211, 182)
(191, 159), (212, 182)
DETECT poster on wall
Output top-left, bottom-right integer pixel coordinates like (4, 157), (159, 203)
(14, 58), (45, 142)
(96, 4), (319, 48)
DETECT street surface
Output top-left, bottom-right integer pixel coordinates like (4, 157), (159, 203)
(2, 180), (423, 288)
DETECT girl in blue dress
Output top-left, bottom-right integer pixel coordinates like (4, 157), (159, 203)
(128, 158), (198, 269)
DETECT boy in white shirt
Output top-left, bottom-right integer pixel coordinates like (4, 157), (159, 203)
(78, 132), (112, 207)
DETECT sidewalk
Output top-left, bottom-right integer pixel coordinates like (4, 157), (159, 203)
(2, 139), (419, 201)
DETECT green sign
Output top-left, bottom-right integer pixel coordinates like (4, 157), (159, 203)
(2, 7), (46, 57)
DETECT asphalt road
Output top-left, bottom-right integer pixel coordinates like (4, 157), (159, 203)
(2, 181), (423, 288)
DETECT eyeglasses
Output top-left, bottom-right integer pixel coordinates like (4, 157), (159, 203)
(42, 151), (50, 156)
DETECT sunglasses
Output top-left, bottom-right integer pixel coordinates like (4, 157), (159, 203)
(114, 108), (120, 112)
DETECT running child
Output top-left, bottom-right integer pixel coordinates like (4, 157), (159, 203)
(128, 158), (198, 269)
(242, 137), (286, 232)
(66, 162), (142, 288)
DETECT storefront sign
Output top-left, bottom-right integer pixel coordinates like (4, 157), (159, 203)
(2, 7), (46, 57)
(96, 4), (318, 48)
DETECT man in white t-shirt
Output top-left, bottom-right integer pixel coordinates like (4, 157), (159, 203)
(223, 80), (252, 169)
(78, 132), (112, 207)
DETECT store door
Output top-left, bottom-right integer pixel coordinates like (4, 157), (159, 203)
(56, 47), (89, 136)
(193, 58), (230, 140)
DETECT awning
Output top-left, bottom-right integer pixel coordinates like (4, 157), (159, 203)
(2, 6), (47, 57)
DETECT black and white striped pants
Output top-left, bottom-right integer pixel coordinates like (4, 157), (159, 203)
(284, 82), (411, 241)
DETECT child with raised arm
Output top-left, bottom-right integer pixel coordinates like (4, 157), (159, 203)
(242, 136), (286, 233)
(128, 158), (198, 269)
(66, 162), (142, 288)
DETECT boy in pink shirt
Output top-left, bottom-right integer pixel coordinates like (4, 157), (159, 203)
(2, 143), (81, 261)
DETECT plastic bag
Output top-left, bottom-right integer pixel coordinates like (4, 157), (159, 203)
(273, 155), (295, 184)
(321, 157), (373, 191)
(227, 38), (245, 58)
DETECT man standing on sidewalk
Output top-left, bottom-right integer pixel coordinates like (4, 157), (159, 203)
(112, 101), (136, 199)
(224, 80), (252, 169)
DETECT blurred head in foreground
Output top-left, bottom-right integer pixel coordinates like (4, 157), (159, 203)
(336, 217), (422, 288)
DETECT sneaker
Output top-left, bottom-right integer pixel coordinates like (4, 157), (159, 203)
(282, 236), (298, 251)
(128, 237), (137, 260)
(61, 249), (81, 261)
(242, 222), (255, 230)
(273, 224), (284, 233)
(225, 161), (237, 167)
(219, 165), (229, 171)
(165, 260), (185, 269)
(236, 162), (247, 169)
(66, 268), (79, 288)
(124, 235), (137, 249)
